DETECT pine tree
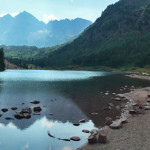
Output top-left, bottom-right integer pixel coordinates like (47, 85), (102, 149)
(0, 48), (5, 71)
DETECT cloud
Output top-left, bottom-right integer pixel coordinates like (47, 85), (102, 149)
(43, 14), (59, 23)
(0, 123), (4, 127)
(41, 117), (55, 128)
(8, 122), (17, 129)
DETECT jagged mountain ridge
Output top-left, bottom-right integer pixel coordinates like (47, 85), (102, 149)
(0, 11), (92, 47)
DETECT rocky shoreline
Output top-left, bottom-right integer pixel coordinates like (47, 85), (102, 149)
(79, 74), (150, 150)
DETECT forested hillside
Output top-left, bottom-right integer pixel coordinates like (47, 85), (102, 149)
(34, 0), (150, 68)
(4, 0), (150, 69)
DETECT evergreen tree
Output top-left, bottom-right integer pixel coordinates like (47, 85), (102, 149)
(0, 48), (5, 71)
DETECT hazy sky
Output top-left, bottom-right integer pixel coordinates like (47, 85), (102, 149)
(0, 0), (119, 23)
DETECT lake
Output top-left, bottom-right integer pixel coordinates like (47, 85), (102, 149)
(0, 70), (150, 150)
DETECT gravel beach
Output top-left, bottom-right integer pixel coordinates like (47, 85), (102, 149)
(79, 75), (150, 150)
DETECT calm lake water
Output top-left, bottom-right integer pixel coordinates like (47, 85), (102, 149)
(0, 70), (150, 150)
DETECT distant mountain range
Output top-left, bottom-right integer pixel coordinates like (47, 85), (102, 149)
(0, 11), (92, 47)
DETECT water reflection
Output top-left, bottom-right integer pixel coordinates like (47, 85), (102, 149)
(0, 70), (150, 150)
(0, 117), (95, 150)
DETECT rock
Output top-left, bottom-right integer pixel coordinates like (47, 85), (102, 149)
(116, 116), (120, 119)
(97, 133), (107, 144)
(5, 117), (13, 120)
(112, 93), (116, 95)
(121, 104), (125, 108)
(23, 113), (31, 119)
(60, 139), (70, 141)
(33, 106), (42, 112)
(105, 93), (109, 95)
(1, 108), (8, 113)
(73, 123), (80, 126)
(79, 119), (86, 123)
(90, 129), (98, 135)
(108, 103), (114, 107)
(103, 106), (111, 110)
(11, 107), (17, 111)
(120, 117), (128, 124)
(14, 112), (24, 119)
(115, 105), (121, 110)
(0, 114), (2, 117)
(70, 136), (80, 141)
(48, 131), (55, 138)
(22, 107), (32, 114)
(30, 101), (40, 104)
(118, 94), (126, 98)
(129, 109), (137, 114)
(50, 113), (53, 115)
(88, 134), (97, 144)
(91, 112), (98, 115)
(144, 106), (150, 110)
(105, 117), (112, 126)
(113, 98), (121, 101)
(82, 129), (90, 133)
(143, 102), (150, 106)
(110, 120), (122, 129)
(132, 103), (140, 107)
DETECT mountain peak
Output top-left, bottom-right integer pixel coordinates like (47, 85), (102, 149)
(15, 11), (34, 19)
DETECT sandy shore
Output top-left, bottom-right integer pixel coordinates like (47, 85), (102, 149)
(79, 75), (150, 150)
(126, 74), (150, 81)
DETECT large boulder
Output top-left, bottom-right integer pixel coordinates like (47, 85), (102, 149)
(33, 106), (42, 112)
(82, 129), (90, 133)
(110, 120), (122, 129)
(22, 107), (32, 114)
(88, 134), (97, 144)
(14, 112), (24, 119)
(23, 113), (31, 119)
(97, 133), (107, 144)
(73, 123), (80, 126)
(1, 108), (8, 113)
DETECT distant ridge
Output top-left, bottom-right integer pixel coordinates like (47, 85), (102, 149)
(0, 11), (92, 47)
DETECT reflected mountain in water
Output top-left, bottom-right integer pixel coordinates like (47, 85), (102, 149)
(0, 70), (150, 150)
